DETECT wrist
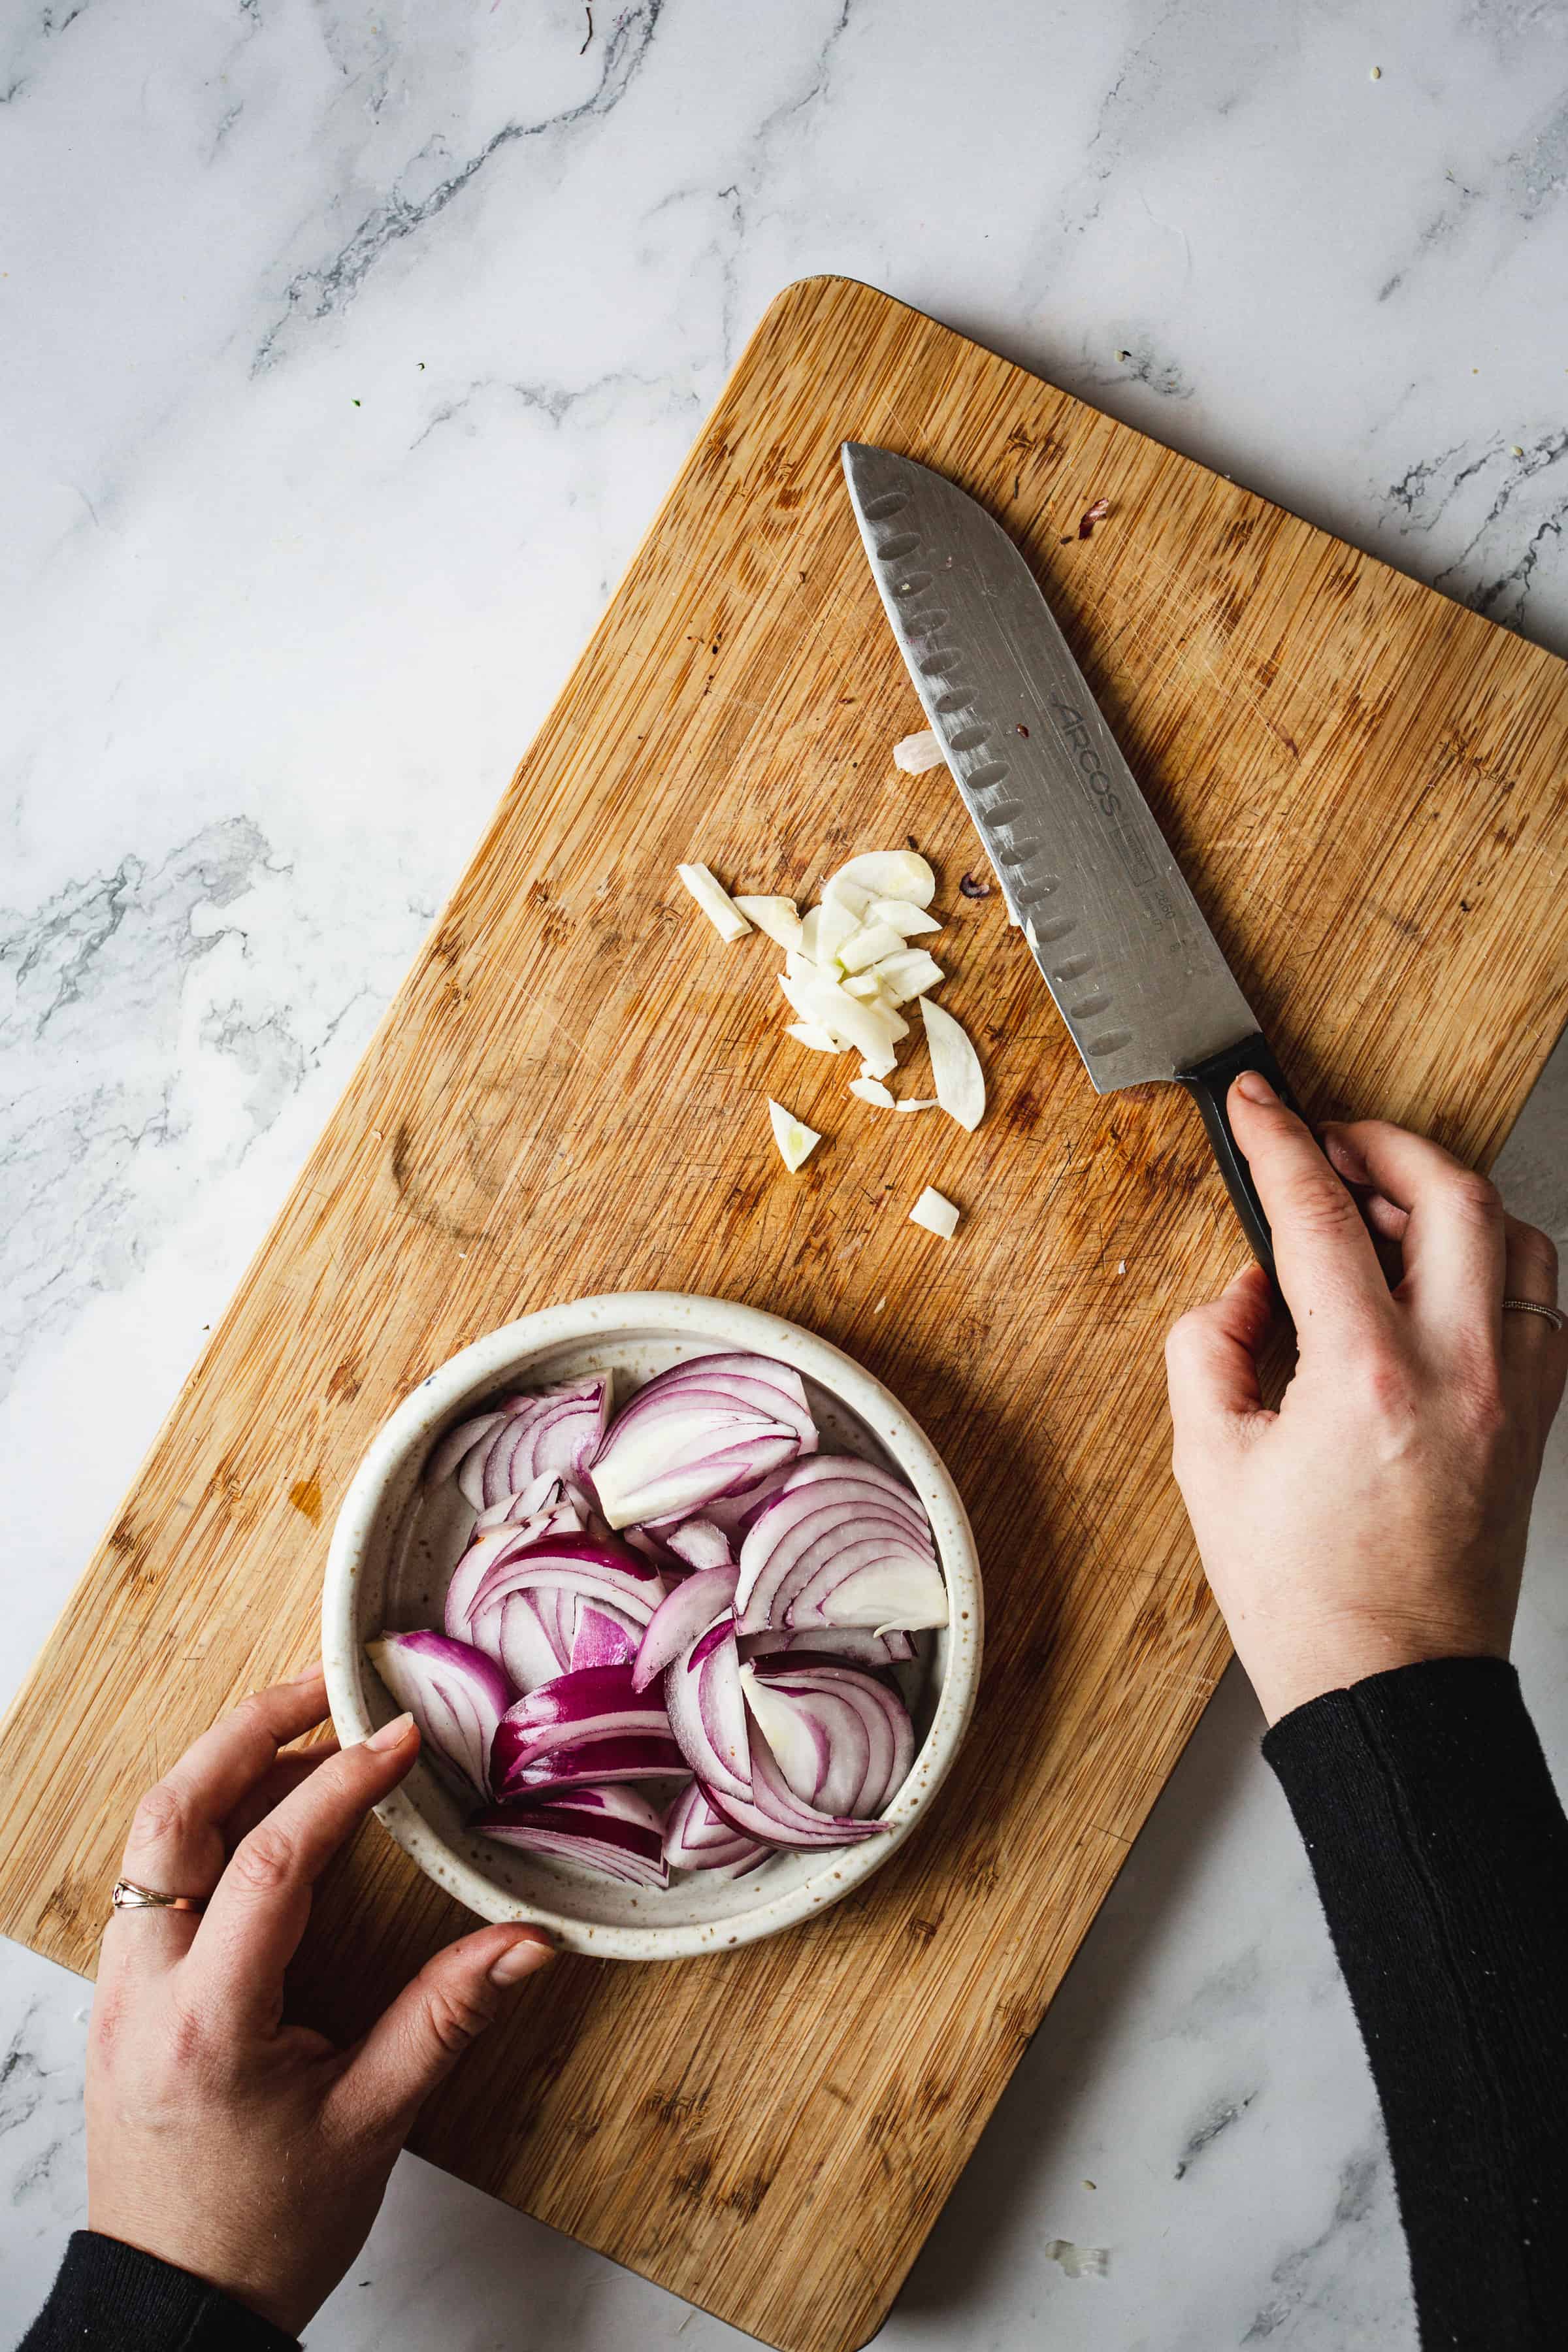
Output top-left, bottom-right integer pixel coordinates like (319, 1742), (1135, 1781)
(1232, 1608), (1509, 1727)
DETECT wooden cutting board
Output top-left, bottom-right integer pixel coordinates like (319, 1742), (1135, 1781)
(4, 276), (1568, 2352)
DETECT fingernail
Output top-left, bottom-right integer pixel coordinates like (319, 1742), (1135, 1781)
(1324, 1132), (1370, 1184)
(366, 1711), (415, 1752)
(1233, 1070), (1276, 1105)
(489, 1933), (555, 1986)
(284, 1661), (325, 1686)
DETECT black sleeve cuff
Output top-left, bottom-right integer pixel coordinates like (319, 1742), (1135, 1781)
(20, 2230), (301, 2351)
(1264, 1656), (1568, 2349)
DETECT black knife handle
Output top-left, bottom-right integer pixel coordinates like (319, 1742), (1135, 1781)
(1175, 1033), (1300, 1285)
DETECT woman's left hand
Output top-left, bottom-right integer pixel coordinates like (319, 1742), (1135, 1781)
(86, 1665), (554, 2338)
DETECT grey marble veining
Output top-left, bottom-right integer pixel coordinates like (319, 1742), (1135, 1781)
(3, 2), (1568, 2345)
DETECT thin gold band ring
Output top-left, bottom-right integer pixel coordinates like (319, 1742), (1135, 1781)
(1503, 1298), (1565, 1333)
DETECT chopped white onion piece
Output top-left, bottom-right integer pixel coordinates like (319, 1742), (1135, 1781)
(837, 920), (906, 974)
(768, 1100), (821, 1173)
(893, 729), (945, 774)
(780, 970), (905, 1075)
(849, 1077), (896, 1109)
(919, 995), (985, 1131)
(734, 894), (803, 951)
(821, 875), (874, 919)
(817, 898), (861, 963)
(868, 948), (944, 1006)
(785, 1021), (844, 1053)
(909, 1186), (960, 1237)
(823, 851), (936, 908)
(894, 1097), (939, 1113)
(841, 972), (886, 1002)
(676, 862), (751, 943)
(870, 898), (941, 938)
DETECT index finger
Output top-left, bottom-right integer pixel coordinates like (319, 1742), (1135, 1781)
(1226, 1072), (1390, 1346)
(183, 1712), (419, 2026)
(106, 1666), (330, 1974)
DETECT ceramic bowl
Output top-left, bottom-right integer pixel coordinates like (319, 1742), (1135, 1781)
(322, 1291), (981, 1961)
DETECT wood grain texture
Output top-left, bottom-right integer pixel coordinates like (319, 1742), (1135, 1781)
(5, 276), (1568, 2352)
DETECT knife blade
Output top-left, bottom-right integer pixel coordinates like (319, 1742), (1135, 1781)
(842, 439), (1296, 1275)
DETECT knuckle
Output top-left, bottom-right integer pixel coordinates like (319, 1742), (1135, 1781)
(424, 1977), (496, 2056)
(1512, 1224), (1559, 1289)
(229, 1820), (296, 1895)
(128, 1780), (189, 1852)
(1447, 1169), (1503, 1226)
(1284, 1171), (1362, 1241)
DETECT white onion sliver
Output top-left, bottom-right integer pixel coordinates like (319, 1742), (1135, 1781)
(676, 862), (752, 942)
(892, 730), (945, 775)
(870, 898), (942, 938)
(781, 970), (905, 1074)
(732, 894), (802, 950)
(848, 1077), (896, 1109)
(909, 1185), (961, 1239)
(837, 921), (905, 974)
(785, 1021), (844, 1053)
(870, 949), (944, 1006)
(919, 994), (985, 1131)
(768, 1099), (821, 1173)
(894, 1098), (939, 1114)
(823, 850), (936, 907)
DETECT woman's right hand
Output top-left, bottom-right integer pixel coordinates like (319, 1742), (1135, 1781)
(1166, 1073), (1566, 1725)
(87, 1668), (554, 2338)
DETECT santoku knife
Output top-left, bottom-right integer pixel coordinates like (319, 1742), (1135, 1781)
(843, 439), (1296, 1277)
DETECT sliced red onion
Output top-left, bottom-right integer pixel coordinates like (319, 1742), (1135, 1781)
(425, 1409), (506, 1490)
(492, 1663), (674, 1795)
(664, 1616), (751, 1800)
(467, 1533), (666, 1658)
(495, 1731), (687, 1794)
(631, 1566), (740, 1693)
(741, 1626), (915, 1667)
(365, 1631), (510, 1799)
(429, 1376), (612, 1510)
(706, 1736), (887, 1850)
(589, 1352), (817, 1529)
(662, 1779), (770, 1875)
(734, 1457), (947, 1634)
(742, 1661), (914, 1818)
(444, 1502), (587, 1642)
(471, 1471), (569, 1533)
(474, 1782), (668, 1887)
(570, 1601), (641, 1672)
(663, 1518), (734, 1571)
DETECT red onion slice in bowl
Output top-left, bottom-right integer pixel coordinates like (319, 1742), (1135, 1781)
(491, 1663), (674, 1794)
(706, 1738), (888, 1850)
(428, 1377), (612, 1510)
(570, 1601), (641, 1672)
(741, 1627), (915, 1667)
(494, 1730), (687, 1794)
(735, 1457), (947, 1633)
(745, 1662), (915, 1818)
(632, 1566), (740, 1693)
(474, 1782), (668, 1887)
(590, 1352), (818, 1528)
(664, 1616), (751, 1799)
(662, 1778), (768, 1874)
(365, 1631), (511, 1799)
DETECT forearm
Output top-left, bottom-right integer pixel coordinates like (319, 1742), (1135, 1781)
(20, 2232), (301, 2352)
(1265, 1657), (1568, 2349)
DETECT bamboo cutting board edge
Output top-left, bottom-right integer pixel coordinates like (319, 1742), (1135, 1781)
(3, 274), (1568, 2352)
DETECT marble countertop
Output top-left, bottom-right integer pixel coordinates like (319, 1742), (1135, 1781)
(5, 2), (1568, 2344)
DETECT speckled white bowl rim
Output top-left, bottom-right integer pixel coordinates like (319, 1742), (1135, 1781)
(322, 1290), (982, 1961)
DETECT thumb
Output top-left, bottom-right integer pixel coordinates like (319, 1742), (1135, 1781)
(335, 1924), (555, 2142)
(1166, 1264), (1275, 1438)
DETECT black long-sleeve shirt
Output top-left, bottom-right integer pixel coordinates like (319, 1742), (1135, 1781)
(20, 1659), (1568, 2350)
